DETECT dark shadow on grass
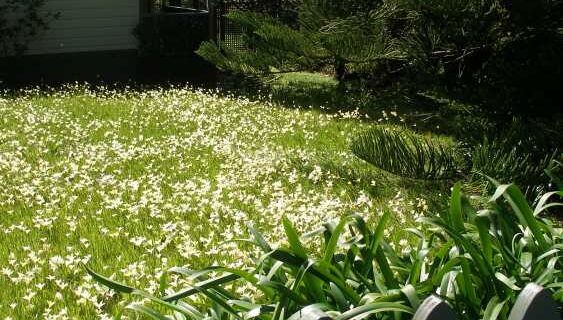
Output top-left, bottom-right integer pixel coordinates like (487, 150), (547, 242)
(286, 152), (452, 214)
(216, 71), (495, 145)
(217, 72), (429, 123)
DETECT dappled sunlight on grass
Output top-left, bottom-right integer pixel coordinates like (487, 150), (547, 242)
(0, 85), (441, 318)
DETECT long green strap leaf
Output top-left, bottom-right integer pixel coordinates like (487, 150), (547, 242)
(323, 216), (348, 264)
(492, 184), (549, 250)
(475, 215), (493, 266)
(375, 247), (399, 289)
(334, 302), (414, 320)
(282, 217), (326, 301)
(533, 191), (563, 216)
(408, 248), (429, 285)
(431, 256), (464, 286)
(422, 217), (494, 292)
(132, 290), (202, 319)
(283, 217), (308, 260)
(449, 182), (465, 232)
(85, 265), (135, 294)
(270, 249), (361, 304)
(194, 287), (243, 320)
(163, 274), (240, 301)
(494, 272), (521, 291)
(460, 257), (479, 307)
(250, 224), (274, 253)
(258, 279), (308, 305)
(482, 296), (506, 320)
(400, 284), (420, 309)
(362, 210), (391, 277)
(273, 262), (313, 320)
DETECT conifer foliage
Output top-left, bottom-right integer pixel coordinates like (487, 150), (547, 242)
(197, 0), (406, 80)
(197, 0), (563, 114)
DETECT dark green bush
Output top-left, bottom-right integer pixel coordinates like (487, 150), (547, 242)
(471, 138), (560, 202)
(350, 120), (561, 204)
(546, 160), (563, 193)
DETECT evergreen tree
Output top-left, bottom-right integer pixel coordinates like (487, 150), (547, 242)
(197, 0), (405, 80)
(198, 0), (563, 114)
(400, 0), (563, 114)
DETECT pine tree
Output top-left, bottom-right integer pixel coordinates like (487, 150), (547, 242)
(197, 0), (563, 114)
(197, 0), (406, 80)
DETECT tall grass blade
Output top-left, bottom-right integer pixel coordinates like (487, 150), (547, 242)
(250, 225), (273, 253)
(132, 291), (201, 319)
(460, 257), (479, 307)
(400, 284), (421, 309)
(494, 272), (521, 291)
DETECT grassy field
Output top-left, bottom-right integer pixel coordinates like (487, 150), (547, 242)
(0, 84), (446, 318)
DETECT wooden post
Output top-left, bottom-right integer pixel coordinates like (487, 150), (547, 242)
(140, 0), (153, 16)
(508, 283), (561, 320)
(208, 2), (217, 42)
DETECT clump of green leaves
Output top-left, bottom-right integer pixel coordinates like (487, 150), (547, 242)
(350, 123), (561, 205)
(545, 160), (563, 192)
(351, 126), (465, 180)
(471, 138), (560, 201)
(87, 180), (562, 320)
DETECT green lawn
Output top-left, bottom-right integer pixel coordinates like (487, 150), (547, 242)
(0, 85), (445, 318)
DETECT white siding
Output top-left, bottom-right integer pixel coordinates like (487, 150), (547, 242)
(26, 0), (139, 55)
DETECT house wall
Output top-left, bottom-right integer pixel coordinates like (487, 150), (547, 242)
(26, 0), (140, 55)
(0, 2), (217, 87)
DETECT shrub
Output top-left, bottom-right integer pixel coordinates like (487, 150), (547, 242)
(350, 123), (561, 203)
(351, 126), (466, 180)
(87, 181), (562, 319)
(471, 137), (560, 202)
(545, 160), (563, 192)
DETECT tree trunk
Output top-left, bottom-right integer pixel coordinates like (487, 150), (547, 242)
(335, 57), (346, 81)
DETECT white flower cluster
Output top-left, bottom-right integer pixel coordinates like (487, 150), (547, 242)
(0, 85), (429, 318)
